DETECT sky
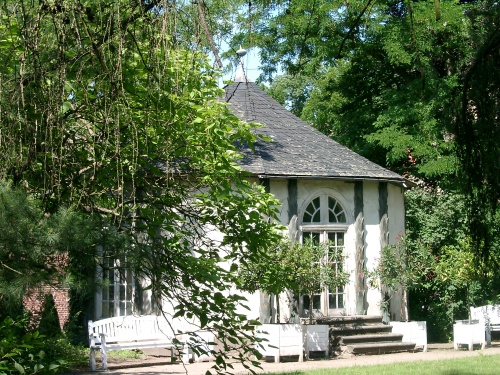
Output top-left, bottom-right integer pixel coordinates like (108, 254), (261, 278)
(220, 47), (261, 86)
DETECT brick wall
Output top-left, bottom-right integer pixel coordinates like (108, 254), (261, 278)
(23, 252), (71, 330)
(23, 285), (70, 330)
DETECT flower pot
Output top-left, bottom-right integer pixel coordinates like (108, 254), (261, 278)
(453, 320), (485, 351)
(302, 324), (329, 359)
(255, 324), (304, 363)
(390, 321), (427, 352)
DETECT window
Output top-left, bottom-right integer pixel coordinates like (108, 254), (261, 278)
(303, 195), (346, 225)
(99, 256), (135, 319)
(300, 194), (348, 316)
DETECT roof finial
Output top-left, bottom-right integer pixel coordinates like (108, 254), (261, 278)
(236, 46), (247, 58)
(234, 46), (248, 82)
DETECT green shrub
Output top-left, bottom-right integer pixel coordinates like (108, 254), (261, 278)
(38, 295), (61, 338)
(40, 338), (88, 370)
(0, 316), (66, 374)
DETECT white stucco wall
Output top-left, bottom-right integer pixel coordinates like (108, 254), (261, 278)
(271, 179), (289, 225)
(242, 178), (407, 322)
(387, 183), (406, 321)
(388, 183), (406, 246)
(363, 181), (382, 316)
(96, 177), (406, 326)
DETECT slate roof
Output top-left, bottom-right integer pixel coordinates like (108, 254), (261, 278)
(223, 81), (404, 183)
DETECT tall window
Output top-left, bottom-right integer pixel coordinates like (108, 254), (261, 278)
(301, 194), (348, 316)
(100, 257), (134, 318)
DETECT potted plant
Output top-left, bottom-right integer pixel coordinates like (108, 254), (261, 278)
(238, 236), (349, 361)
(435, 241), (485, 350)
(237, 239), (305, 362)
(369, 237), (432, 351)
(280, 238), (349, 359)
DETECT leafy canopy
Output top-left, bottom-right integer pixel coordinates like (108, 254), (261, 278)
(236, 0), (500, 263)
(0, 1), (283, 371)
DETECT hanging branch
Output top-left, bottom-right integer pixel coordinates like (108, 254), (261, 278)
(434, 0), (441, 21)
(407, 0), (425, 86)
(196, 0), (223, 68)
(337, 0), (375, 59)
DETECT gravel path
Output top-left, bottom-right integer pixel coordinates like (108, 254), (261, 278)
(67, 342), (500, 375)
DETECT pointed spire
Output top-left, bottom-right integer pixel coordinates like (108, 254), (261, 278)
(234, 46), (249, 83)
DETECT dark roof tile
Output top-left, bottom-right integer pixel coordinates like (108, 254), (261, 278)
(224, 82), (403, 183)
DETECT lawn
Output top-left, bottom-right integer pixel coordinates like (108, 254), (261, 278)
(269, 354), (500, 375)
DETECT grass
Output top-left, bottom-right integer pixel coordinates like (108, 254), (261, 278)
(106, 349), (146, 360)
(269, 354), (500, 375)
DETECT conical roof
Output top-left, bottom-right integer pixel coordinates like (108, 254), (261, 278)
(224, 81), (404, 183)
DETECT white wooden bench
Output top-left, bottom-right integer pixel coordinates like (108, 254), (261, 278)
(470, 304), (500, 346)
(88, 315), (182, 371)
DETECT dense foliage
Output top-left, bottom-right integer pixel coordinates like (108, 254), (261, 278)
(0, 1), (283, 371)
(231, 0), (499, 264)
(373, 186), (500, 341)
(0, 317), (66, 375)
(404, 187), (500, 341)
(0, 182), (101, 321)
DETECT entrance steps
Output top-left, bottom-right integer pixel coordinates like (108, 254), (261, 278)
(316, 315), (416, 355)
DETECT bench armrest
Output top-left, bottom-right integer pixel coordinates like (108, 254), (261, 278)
(99, 332), (108, 346)
(89, 333), (100, 347)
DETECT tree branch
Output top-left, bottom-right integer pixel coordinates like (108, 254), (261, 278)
(337, 0), (375, 59)
(197, 0), (223, 68)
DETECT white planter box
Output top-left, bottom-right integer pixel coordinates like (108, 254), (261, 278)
(453, 320), (485, 351)
(182, 330), (216, 364)
(255, 324), (304, 363)
(302, 324), (329, 359)
(391, 321), (428, 352)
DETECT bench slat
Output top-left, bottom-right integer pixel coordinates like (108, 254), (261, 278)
(102, 340), (176, 351)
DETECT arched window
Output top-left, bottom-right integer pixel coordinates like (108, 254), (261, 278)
(303, 196), (347, 224)
(300, 194), (348, 317)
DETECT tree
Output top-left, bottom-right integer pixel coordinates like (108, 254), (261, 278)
(402, 187), (499, 341)
(453, 2), (500, 262)
(0, 1), (282, 371)
(284, 238), (349, 324)
(0, 182), (101, 321)
(237, 239), (294, 323)
(370, 237), (434, 321)
(239, 236), (349, 325)
(237, 0), (500, 264)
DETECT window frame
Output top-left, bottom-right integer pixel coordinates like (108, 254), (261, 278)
(96, 254), (136, 319)
(299, 191), (350, 317)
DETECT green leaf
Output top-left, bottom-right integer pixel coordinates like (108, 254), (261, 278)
(13, 362), (24, 374)
(60, 101), (72, 114)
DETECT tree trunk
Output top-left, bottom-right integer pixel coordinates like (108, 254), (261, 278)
(276, 294), (280, 323)
(309, 291), (314, 325)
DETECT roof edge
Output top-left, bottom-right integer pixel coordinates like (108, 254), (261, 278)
(253, 174), (405, 184)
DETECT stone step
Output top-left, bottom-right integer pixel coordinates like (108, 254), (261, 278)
(346, 341), (416, 354)
(341, 333), (404, 344)
(330, 324), (393, 336)
(317, 315), (383, 326)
